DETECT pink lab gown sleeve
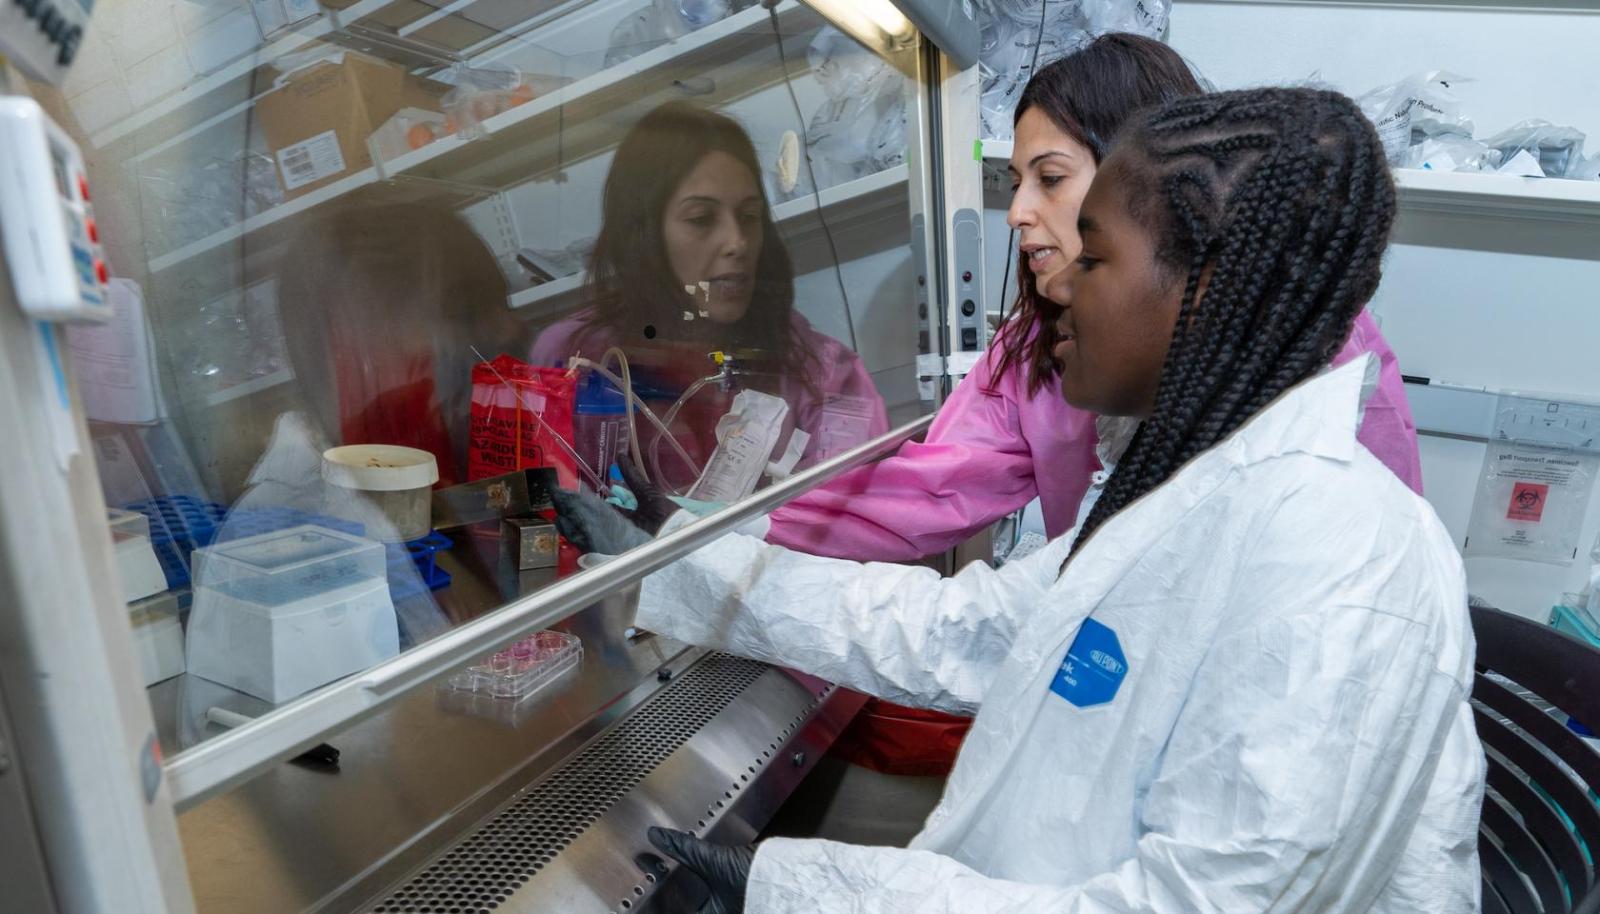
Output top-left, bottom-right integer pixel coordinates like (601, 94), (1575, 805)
(766, 308), (1421, 563)
(767, 321), (1100, 562)
(1334, 309), (1423, 495)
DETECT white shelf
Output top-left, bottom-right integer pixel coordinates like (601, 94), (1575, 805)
(771, 164), (911, 231)
(508, 165), (911, 312)
(980, 141), (1600, 224)
(507, 272), (584, 312)
(91, 0), (396, 149)
(202, 368), (294, 407)
(143, 1), (817, 277)
(1393, 168), (1600, 223)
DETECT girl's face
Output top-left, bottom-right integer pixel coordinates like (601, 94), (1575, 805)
(1008, 107), (1098, 296)
(662, 150), (765, 325)
(1044, 157), (1184, 418)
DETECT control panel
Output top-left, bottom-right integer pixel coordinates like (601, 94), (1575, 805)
(0, 96), (111, 322)
(0, 0), (92, 85)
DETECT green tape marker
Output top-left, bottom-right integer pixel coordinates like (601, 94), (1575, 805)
(974, 139), (984, 161)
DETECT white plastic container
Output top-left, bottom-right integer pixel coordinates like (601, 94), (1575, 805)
(129, 592), (185, 686)
(109, 508), (168, 603)
(186, 525), (398, 703)
(321, 444), (439, 542)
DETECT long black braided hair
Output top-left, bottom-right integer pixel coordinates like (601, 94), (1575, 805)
(1067, 87), (1397, 561)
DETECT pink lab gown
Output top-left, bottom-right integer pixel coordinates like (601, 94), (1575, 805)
(766, 307), (1422, 776)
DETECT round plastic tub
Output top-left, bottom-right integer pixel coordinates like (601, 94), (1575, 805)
(321, 445), (439, 542)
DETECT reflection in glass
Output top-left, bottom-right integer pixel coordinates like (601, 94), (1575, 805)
(530, 101), (889, 496)
(276, 200), (533, 488)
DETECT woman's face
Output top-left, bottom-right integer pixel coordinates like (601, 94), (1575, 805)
(1008, 107), (1098, 296)
(662, 150), (765, 325)
(1044, 158), (1184, 418)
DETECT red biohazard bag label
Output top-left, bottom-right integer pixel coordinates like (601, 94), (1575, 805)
(468, 355), (578, 486)
(1506, 481), (1549, 522)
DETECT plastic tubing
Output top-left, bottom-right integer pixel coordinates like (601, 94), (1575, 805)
(648, 374), (722, 496)
(567, 358), (702, 485)
(599, 347), (645, 477)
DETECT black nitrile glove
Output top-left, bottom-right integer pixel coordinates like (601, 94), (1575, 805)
(550, 486), (651, 556)
(648, 826), (754, 914)
(616, 455), (679, 534)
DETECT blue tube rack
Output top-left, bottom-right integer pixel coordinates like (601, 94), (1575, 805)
(122, 496), (451, 600)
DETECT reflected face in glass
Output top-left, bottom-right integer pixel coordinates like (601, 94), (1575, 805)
(1044, 160), (1183, 419)
(662, 150), (765, 325)
(1008, 107), (1098, 297)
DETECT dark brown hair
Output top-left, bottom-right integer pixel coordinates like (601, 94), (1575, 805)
(989, 33), (1204, 395)
(576, 101), (814, 389)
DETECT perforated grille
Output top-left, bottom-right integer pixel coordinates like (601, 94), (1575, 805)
(370, 655), (770, 914)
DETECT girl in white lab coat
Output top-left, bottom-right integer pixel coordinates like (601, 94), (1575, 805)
(554, 86), (1484, 914)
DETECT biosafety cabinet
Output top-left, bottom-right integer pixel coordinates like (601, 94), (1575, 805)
(3, 1), (1600, 913)
(0, 1), (985, 911)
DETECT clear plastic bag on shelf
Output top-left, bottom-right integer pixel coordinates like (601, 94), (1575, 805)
(138, 149), (285, 255)
(979, 0), (1085, 142)
(976, 0), (1170, 141)
(1356, 70), (1474, 164)
(1078, 0), (1168, 34)
(772, 27), (906, 201)
(171, 277), (289, 394)
(1484, 119), (1588, 179)
(1401, 134), (1496, 174)
(604, 0), (754, 66)
(439, 63), (571, 140)
(445, 630), (582, 700)
(1577, 154), (1600, 182)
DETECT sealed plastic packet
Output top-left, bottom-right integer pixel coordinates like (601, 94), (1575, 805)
(1465, 439), (1598, 565)
(1483, 120), (1588, 178)
(468, 355), (580, 487)
(1356, 71), (1474, 164)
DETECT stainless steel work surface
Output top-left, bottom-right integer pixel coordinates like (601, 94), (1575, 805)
(175, 588), (688, 914)
(359, 659), (864, 914)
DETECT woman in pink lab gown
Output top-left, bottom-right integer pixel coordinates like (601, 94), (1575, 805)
(529, 101), (888, 489)
(764, 35), (1423, 787)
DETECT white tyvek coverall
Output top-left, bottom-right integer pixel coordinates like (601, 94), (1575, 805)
(635, 356), (1484, 913)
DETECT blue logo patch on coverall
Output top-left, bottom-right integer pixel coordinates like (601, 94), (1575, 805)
(1049, 618), (1127, 708)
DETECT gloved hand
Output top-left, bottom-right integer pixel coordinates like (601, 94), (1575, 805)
(549, 485), (651, 556)
(648, 826), (754, 914)
(615, 456), (679, 534)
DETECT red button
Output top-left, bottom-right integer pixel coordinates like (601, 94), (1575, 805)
(78, 175), (90, 201)
(85, 218), (98, 243)
(95, 260), (109, 284)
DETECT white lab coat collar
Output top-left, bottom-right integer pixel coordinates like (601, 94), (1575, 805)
(917, 352), (1384, 848)
(1092, 353), (1380, 475)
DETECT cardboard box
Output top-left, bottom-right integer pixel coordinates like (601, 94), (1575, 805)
(256, 54), (447, 199)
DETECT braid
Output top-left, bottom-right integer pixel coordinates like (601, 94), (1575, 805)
(1068, 88), (1396, 561)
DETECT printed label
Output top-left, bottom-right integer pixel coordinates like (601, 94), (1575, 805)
(276, 129), (347, 191)
(1049, 618), (1127, 708)
(1507, 481), (1549, 522)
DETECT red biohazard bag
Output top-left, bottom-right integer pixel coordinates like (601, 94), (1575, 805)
(468, 354), (578, 486)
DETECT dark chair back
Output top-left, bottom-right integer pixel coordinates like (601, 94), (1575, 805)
(1472, 605), (1600, 914)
